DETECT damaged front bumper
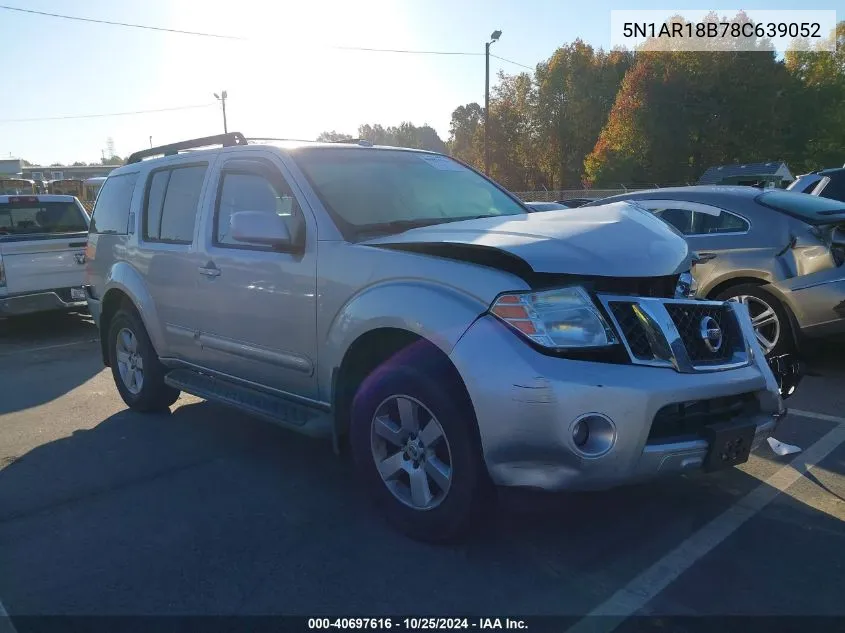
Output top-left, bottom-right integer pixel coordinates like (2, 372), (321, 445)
(449, 307), (786, 492)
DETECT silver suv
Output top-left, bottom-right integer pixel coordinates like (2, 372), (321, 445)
(86, 133), (786, 542)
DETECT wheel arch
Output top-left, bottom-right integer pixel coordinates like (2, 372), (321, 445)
(331, 327), (477, 447)
(98, 262), (165, 365)
(703, 275), (767, 300)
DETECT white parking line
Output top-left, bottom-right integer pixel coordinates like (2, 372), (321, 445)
(566, 423), (845, 633)
(789, 409), (845, 426)
(0, 598), (17, 633)
(0, 338), (98, 358)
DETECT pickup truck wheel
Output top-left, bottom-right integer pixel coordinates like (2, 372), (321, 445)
(350, 363), (489, 543)
(108, 309), (179, 412)
(715, 284), (794, 357)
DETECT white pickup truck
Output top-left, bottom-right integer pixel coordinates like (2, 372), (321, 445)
(0, 194), (90, 317)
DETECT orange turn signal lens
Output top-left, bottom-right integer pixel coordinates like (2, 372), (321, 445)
(491, 304), (529, 320)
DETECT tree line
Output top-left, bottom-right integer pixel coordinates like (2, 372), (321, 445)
(320, 16), (844, 192)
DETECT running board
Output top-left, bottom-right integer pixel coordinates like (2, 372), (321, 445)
(164, 368), (332, 439)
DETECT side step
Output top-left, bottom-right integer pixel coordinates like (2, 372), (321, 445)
(164, 368), (332, 439)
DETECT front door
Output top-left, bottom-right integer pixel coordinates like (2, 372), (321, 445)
(194, 152), (319, 401)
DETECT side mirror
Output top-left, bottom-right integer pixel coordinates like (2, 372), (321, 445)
(229, 211), (292, 248)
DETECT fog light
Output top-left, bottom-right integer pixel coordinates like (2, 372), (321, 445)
(572, 420), (589, 447)
(570, 413), (617, 457)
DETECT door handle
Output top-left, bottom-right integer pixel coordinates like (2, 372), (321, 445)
(694, 252), (718, 263)
(198, 263), (221, 277)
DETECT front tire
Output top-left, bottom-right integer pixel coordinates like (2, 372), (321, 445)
(350, 359), (490, 543)
(108, 307), (179, 412)
(715, 284), (794, 357)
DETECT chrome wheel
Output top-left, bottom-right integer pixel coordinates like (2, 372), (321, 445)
(730, 294), (780, 354)
(115, 327), (144, 395)
(370, 395), (453, 511)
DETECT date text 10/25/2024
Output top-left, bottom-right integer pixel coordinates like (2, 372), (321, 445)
(308, 618), (528, 630)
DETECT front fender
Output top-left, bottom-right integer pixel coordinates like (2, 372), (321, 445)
(103, 261), (166, 355)
(320, 280), (489, 397)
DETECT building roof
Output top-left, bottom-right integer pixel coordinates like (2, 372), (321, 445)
(697, 161), (792, 185)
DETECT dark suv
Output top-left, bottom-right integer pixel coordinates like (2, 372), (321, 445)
(788, 167), (845, 203)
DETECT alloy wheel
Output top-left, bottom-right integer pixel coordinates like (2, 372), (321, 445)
(115, 327), (144, 395)
(370, 395), (453, 511)
(729, 294), (781, 354)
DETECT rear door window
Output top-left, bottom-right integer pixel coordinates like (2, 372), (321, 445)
(0, 200), (89, 236)
(143, 164), (207, 244)
(89, 173), (139, 235)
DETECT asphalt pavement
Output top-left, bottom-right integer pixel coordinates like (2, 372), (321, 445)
(0, 312), (843, 630)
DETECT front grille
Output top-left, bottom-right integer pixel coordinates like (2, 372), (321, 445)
(608, 302), (652, 360)
(649, 393), (759, 441)
(598, 294), (749, 372)
(665, 303), (739, 364)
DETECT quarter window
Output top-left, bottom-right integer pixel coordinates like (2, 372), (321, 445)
(89, 172), (139, 235)
(143, 164), (207, 244)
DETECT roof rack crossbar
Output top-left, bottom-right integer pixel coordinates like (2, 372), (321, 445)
(246, 137), (316, 143)
(126, 132), (247, 164)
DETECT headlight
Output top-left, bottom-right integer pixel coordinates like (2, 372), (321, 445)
(675, 271), (697, 298)
(490, 286), (618, 349)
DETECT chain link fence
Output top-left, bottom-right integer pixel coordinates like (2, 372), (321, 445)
(511, 189), (626, 202)
(512, 186), (687, 203)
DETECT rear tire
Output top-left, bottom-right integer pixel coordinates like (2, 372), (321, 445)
(349, 356), (490, 543)
(715, 284), (794, 357)
(108, 307), (179, 412)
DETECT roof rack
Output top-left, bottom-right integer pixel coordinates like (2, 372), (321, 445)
(126, 132), (247, 164)
(330, 138), (373, 147)
(246, 137), (316, 144)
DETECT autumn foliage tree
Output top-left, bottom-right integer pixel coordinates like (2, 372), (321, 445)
(322, 16), (844, 191)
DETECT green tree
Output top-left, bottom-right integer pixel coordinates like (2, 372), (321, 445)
(535, 41), (632, 188)
(785, 22), (845, 170)
(316, 131), (353, 142)
(447, 102), (483, 166)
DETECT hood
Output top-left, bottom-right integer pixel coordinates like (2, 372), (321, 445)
(361, 202), (691, 278)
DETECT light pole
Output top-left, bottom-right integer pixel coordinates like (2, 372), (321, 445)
(485, 30), (501, 176)
(213, 90), (228, 134)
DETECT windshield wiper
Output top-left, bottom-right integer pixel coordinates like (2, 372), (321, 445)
(356, 214), (511, 239)
(355, 218), (453, 237)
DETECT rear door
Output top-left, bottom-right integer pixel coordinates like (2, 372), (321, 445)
(140, 160), (213, 363)
(0, 197), (89, 294)
(631, 199), (755, 285)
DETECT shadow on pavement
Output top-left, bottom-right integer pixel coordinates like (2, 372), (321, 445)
(0, 396), (842, 616)
(0, 310), (96, 346)
(0, 311), (102, 415)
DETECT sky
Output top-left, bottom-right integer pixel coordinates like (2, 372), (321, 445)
(0, 0), (839, 165)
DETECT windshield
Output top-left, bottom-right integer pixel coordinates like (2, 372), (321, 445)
(291, 148), (527, 237)
(0, 201), (88, 235)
